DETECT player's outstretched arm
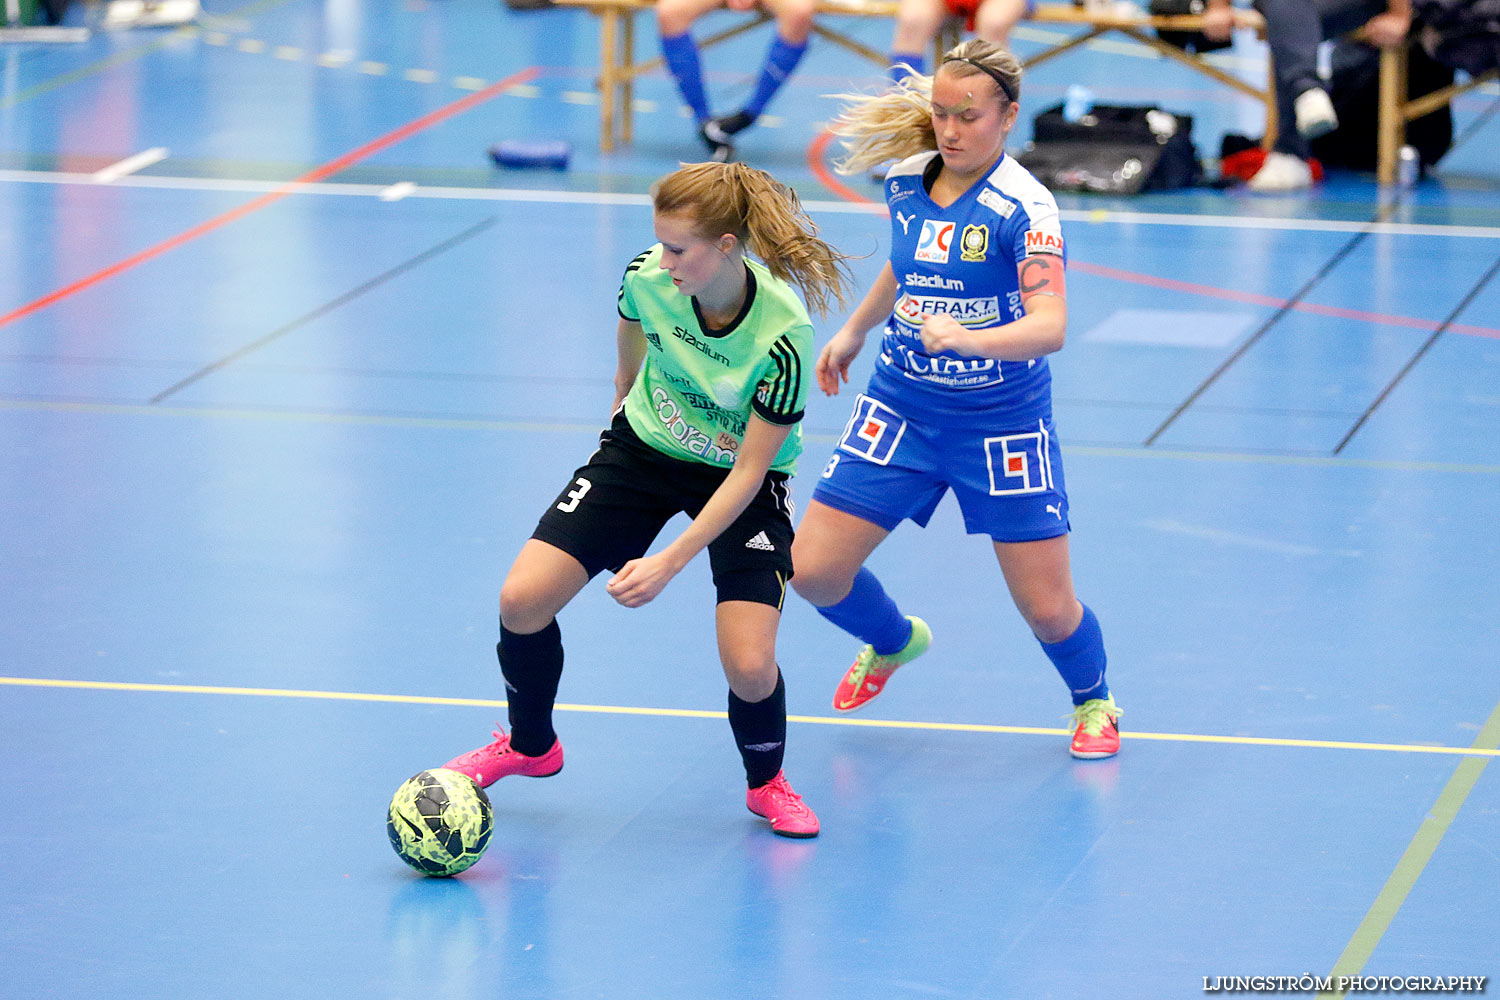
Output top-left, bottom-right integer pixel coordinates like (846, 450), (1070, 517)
(816, 263), (898, 396)
(605, 415), (793, 608)
(612, 319), (647, 412)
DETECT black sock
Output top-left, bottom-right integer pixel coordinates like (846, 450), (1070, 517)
(728, 670), (786, 788)
(714, 109), (755, 136)
(498, 620), (564, 757)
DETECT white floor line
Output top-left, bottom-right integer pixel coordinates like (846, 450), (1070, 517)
(90, 148), (170, 184)
(5, 168), (1498, 240)
(377, 181), (417, 202)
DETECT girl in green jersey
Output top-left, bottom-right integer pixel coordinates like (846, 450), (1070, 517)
(445, 162), (852, 838)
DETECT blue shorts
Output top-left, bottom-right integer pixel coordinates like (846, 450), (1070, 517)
(810, 391), (1070, 542)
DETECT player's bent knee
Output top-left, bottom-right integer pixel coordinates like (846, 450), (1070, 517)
(721, 649), (780, 702)
(1024, 598), (1083, 645)
(727, 669), (779, 704)
(786, 544), (845, 606)
(656, 0), (695, 35)
(896, 10), (943, 38)
(499, 580), (556, 635)
(776, 2), (815, 39)
(974, 9), (1021, 42)
(787, 567), (848, 608)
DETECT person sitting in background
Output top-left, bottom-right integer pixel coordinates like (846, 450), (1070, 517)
(1203, 0), (1412, 191)
(887, 0), (1034, 82)
(658, 0), (816, 162)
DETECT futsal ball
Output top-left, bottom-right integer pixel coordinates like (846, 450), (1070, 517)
(386, 768), (493, 877)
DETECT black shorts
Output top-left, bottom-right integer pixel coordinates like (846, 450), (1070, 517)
(532, 411), (795, 608)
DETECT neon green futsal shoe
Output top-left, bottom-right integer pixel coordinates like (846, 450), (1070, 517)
(831, 616), (932, 713)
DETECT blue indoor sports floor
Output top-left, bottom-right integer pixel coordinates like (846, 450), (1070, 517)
(2, 2), (1498, 997)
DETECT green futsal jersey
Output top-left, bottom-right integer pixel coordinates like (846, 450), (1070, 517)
(616, 245), (813, 474)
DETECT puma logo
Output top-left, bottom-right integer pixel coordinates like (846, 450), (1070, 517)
(896, 211), (915, 235)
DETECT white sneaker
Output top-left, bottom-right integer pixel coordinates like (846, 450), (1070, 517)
(1248, 152), (1313, 192)
(1294, 87), (1339, 140)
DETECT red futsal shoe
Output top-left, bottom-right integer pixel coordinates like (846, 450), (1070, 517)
(1068, 697), (1121, 760)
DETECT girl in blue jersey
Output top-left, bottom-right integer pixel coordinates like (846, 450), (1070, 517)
(790, 40), (1122, 758)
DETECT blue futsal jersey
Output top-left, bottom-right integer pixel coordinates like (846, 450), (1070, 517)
(809, 151), (1072, 540)
(874, 150), (1066, 424)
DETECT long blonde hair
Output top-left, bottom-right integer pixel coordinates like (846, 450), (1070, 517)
(650, 161), (854, 318)
(828, 39), (1023, 176)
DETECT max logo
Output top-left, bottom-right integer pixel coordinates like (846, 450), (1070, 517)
(1024, 230), (1064, 256)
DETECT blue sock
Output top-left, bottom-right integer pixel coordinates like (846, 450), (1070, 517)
(661, 30), (711, 122)
(889, 52), (926, 82)
(814, 567), (912, 655)
(741, 33), (807, 120)
(1039, 603), (1109, 706)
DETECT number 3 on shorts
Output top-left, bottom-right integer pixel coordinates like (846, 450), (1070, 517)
(556, 477), (592, 513)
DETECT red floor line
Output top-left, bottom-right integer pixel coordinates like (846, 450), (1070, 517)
(807, 128), (873, 207)
(803, 127), (1500, 342)
(0, 66), (542, 332)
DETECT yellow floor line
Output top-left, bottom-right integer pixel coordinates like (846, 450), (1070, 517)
(3, 676), (1497, 758)
(1315, 695), (1500, 998)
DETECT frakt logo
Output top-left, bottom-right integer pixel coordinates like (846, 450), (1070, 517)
(894, 293), (1001, 327)
(915, 220), (955, 263)
(1024, 229), (1064, 256)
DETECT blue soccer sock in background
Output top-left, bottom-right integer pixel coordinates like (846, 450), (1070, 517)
(814, 567), (913, 655)
(661, 30), (711, 122)
(741, 33), (808, 121)
(889, 52), (927, 82)
(1038, 603), (1109, 706)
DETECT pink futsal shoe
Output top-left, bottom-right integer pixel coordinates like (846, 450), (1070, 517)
(1068, 697), (1121, 760)
(443, 729), (564, 788)
(746, 771), (820, 839)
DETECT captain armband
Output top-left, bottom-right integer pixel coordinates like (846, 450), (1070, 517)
(1018, 254), (1066, 299)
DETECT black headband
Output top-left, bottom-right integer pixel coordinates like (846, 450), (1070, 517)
(942, 56), (1018, 105)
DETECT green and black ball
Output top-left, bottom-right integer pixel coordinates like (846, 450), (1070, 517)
(386, 768), (493, 877)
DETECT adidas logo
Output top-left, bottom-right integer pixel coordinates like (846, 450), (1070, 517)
(744, 531), (775, 551)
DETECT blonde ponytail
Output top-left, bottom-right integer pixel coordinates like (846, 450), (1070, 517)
(827, 73), (937, 176)
(651, 161), (854, 318)
(828, 39), (1024, 176)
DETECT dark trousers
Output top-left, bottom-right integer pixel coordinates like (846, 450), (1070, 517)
(1254, 0), (1387, 156)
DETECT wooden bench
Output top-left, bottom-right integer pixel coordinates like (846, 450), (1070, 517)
(552, 0), (1272, 153)
(1376, 42), (1499, 184)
